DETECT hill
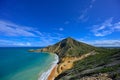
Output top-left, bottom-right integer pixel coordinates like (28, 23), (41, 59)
(34, 37), (120, 80)
(55, 47), (120, 80)
(37, 37), (96, 59)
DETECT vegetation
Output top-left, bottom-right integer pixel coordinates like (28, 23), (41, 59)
(39, 37), (96, 58)
(38, 37), (120, 80)
(55, 48), (120, 80)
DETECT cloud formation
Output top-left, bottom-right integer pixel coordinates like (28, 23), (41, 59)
(59, 27), (64, 31)
(78, 0), (96, 21)
(0, 39), (31, 46)
(0, 32), (64, 47)
(93, 40), (120, 47)
(78, 39), (120, 47)
(13, 42), (31, 46)
(38, 32), (64, 46)
(54, 27), (64, 31)
(0, 20), (41, 37)
(0, 20), (64, 46)
(92, 17), (120, 36)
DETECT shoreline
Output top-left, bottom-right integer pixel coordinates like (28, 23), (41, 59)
(47, 52), (96, 80)
(47, 65), (58, 80)
(38, 54), (59, 80)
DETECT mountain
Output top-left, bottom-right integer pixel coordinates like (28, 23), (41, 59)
(55, 48), (120, 80)
(35, 37), (120, 80)
(38, 37), (96, 59)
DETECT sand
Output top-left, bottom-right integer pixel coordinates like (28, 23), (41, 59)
(47, 51), (96, 80)
(47, 58), (77, 80)
(47, 65), (58, 80)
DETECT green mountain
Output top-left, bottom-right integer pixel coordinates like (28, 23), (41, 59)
(38, 37), (96, 59)
(36, 37), (120, 80)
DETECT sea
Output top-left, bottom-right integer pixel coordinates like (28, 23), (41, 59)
(0, 47), (58, 80)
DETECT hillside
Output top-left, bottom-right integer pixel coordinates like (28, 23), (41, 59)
(37, 37), (96, 59)
(35, 37), (120, 80)
(55, 48), (120, 80)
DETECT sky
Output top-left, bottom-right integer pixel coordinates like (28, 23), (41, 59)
(0, 0), (120, 47)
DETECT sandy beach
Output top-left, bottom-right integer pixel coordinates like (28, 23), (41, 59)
(47, 57), (77, 80)
(47, 51), (96, 80)
(47, 65), (58, 80)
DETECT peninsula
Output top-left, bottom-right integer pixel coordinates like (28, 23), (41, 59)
(35, 37), (120, 80)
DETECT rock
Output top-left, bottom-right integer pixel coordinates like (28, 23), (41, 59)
(28, 49), (35, 52)
(80, 73), (112, 80)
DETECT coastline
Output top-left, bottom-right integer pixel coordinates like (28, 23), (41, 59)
(47, 65), (58, 80)
(47, 52), (96, 80)
(38, 54), (59, 80)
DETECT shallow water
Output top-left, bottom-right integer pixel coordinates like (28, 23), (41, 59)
(0, 47), (57, 80)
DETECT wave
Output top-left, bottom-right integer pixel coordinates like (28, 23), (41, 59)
(38, 54), (59, 80)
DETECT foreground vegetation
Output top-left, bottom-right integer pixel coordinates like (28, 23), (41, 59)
(55, 48), (120, 80)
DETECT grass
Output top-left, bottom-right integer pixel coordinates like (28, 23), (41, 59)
(56, 48), (120, 80)
(94, 64), (120, 73)
(73, 48), (120, 70)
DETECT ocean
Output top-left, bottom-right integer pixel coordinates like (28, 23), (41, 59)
(0, 47), (58, 80)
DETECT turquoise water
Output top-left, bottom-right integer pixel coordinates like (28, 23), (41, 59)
(0, 47), (57, 80)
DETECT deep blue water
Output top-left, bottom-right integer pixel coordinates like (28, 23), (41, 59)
(0, 47), (56, 80)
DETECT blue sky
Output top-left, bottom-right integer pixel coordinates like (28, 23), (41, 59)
(0, 0), (120, 47)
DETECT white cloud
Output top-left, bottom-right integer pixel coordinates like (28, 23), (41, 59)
(0, 39), (31, 46)
(0, 20), (64, 46)
(54, 27), (64, 31)
(38, 33), (64, 46)
(0, 20), (41, 37)
(59, 27), (64, 31)
(13, 42), (31, 46)
(0, 33), (64, 46)
(92, 17), (120, 36)
(89, 5), (93, 8)
(77, 39), (120, 47)
(92, 40), (120, 47)
(89, 0), (96, 9)
(79, 14), (86, 20)
(78, 0), (96, 21)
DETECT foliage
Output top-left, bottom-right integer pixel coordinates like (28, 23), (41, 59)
(56, 48), (120, 80)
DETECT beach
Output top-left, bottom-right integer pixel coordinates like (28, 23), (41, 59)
(47, 51), (96, 80)
(47, 65), (58, 80)
(38, 54), (59, 80)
